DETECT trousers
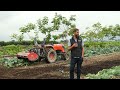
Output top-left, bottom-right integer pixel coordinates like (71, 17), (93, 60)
(70, 57), (83, 79)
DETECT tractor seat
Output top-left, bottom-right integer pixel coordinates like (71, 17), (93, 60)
(34, 45), (42, 48)
(44, 45), (53, 47)
(34, 44), (53, 48)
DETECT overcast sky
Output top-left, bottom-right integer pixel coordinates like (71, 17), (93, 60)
(0, 11), (120, 41)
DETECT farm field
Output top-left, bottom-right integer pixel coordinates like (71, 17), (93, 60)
(0, 12), (120, 79)
(0, 52), (120, 79)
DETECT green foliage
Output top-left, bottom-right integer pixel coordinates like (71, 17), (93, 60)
(84, 46), (120, 57)
(0, 40), (34, 46)
(20, 23), (36, 33)
(82, 22), (120, 42)
(10, 23), (36, 41)
(84, 41), (120, 57)
(84, 41), (120, 48)
(0, 58), (29, 68)
(0, 41), (120, 68)
(10, 13), (76, 42)
(0, 40), (59, 46)
(52, 35), (58, 41)
(11, 33), (24, 42)
(0, 41), (119, 58)
(86, 66), (120, 79)
(0, 45), (33, 57)
(19, 23), (37, 40)
(2, 45), (23, 56)
(37, 13), (76, 42)
(0, 40), (59, 57)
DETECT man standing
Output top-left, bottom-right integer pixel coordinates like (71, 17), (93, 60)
(68, 28), (84, 79)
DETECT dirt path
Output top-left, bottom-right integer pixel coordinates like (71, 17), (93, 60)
(0, 52), (120, 79)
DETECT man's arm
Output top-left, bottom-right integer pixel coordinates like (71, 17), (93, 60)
(68, 39), (76, 51)
(82, 40), (84, 58)
(68, 43), (76, 51)
(82, 47), (84, 58)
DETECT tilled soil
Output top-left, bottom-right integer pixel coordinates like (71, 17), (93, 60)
(0, 52), (120, 79)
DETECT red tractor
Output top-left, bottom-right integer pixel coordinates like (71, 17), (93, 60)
(17, 38), (69, 63)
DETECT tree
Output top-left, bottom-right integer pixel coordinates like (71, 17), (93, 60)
(37, 13), (76, 42)
(111, 24), (120, 40)
(11, 13), (77, 42)
(19, 23), (37, 40)
(82, 22), (120, 42)
(10, 33), (24, 42)
(37, 16), (53, 42)
(58, 15), (76, 40)
(52, 35), (58, 41)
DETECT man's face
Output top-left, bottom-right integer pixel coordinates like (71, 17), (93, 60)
(74, 30), (79, 38)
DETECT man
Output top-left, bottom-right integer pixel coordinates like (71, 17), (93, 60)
(68, 28), (84, 79)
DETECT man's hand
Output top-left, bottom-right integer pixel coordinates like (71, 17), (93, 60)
(82, 56), (84, 61)
(82, 57), (87, 63)
(82, 55), (84, 58)
(72, 43), (77, 47)
(68, 43), (77, 51)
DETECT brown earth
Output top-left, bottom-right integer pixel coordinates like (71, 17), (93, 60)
(0, 52), (120, 79)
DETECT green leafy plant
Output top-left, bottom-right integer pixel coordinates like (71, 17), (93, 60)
(86, 66), (120, 79)
(84, 41), (120, 57)
(0, 58), (29, 68)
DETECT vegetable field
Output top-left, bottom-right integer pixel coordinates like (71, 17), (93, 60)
(0, 40), (120, 79)
(0, 13), (120, 79)
(86, 66), (120, 79)
(0, 52), (120, 79)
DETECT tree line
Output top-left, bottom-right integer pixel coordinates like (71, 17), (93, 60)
(81, 22), (120, 42)
(9, 13), (120, 44)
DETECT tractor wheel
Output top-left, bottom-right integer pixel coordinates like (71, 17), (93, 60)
(46, 49), (57, 63)
(61, 53), (70, 61)
(64, 53), (70, 61)
(27, 52), (39, 62)
(17, 57), (21, 59)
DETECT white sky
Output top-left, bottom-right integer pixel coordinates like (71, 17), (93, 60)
(0, 11), (120, 41)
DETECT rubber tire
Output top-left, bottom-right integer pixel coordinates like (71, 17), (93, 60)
(46, 49), (57, 63)
(65, 53), (70, 61)
(61, 53), (70, 61)
(17, 57), (21, 59)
